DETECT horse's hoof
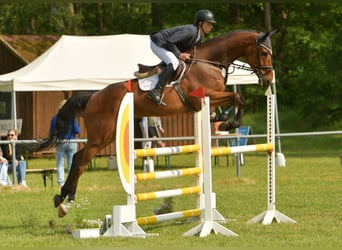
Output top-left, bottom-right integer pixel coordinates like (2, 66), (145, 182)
(53, 194), (64, 208)
(57, 204), (68, 218)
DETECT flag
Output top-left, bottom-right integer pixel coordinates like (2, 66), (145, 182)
(189, 85), (205, 98)
(125, 79), (132, 92)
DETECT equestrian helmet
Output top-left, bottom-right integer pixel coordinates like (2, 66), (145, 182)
(194, 9), (216, 25)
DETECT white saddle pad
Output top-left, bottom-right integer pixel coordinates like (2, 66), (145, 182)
(138, 74), (159, 91)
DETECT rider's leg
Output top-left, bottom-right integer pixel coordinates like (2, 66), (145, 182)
(147, 63), (174, 105)
(148, 41), (178, 106)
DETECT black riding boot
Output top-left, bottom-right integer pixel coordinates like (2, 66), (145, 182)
(147, 63), (174, 106)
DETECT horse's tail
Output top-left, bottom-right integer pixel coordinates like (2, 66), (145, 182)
(29, 93), (92, 152)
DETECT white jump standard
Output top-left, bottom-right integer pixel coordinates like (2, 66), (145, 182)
(247, 88), (296, 225)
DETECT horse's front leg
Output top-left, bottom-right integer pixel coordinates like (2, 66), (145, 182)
(209, 91), (245, 130)
(210, 106), (234, 122)
(219, 108), (244, 131)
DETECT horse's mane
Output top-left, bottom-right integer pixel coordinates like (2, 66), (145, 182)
(197, 29), (258, 49)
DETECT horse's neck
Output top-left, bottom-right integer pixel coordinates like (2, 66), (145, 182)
(197, 33), (255, 65)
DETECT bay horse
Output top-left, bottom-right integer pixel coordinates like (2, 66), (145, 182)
(34, 30), (276, 217)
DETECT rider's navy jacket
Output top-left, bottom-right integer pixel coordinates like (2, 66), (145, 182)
(151, 24), (203, 57)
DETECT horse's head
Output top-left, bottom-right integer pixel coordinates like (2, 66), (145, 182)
(245, 30), (276, 88)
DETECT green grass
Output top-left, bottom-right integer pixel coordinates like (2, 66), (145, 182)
(0, 134), (342, 247)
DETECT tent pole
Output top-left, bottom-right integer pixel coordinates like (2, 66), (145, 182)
(11, 89), (17, 184)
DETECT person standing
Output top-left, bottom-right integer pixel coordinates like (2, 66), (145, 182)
(147, 116), (166, 148)
(49, 99), (80, 187)
(0, 128), (27, 187)
(0, 159), (11, 186)
(147, 9), (216, 106)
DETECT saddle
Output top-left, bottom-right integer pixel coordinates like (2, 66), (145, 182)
(134, 62), (166, 79)
(134, 61), (186, 82)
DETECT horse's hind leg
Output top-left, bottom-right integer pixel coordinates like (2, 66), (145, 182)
(54, 145), (98, 217)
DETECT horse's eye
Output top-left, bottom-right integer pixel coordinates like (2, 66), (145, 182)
(262, 52), (268, 57)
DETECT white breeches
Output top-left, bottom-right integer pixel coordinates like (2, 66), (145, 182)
(150, 41), (179, 70)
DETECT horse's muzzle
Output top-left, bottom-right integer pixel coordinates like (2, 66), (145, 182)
(258, 69), (273, 88)
(259, 77), (271, 88)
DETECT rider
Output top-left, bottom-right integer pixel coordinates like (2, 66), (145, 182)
(147, 9), (216, 106)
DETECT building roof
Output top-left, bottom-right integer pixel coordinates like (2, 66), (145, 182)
(0, 34), (59, 63)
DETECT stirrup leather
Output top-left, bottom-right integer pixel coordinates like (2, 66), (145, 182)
(147, 91), (166, 106)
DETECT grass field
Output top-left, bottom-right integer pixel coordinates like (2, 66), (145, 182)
(0, 134), (341, 248)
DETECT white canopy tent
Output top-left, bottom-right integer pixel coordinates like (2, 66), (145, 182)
(0, 34), (261, 92)
(0, 34), (263, 126)
(0, 34), (160, 92)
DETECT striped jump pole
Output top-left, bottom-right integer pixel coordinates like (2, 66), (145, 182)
(135, 144), (200, 157)
(211, 143), (273, 156)
(137, 208), (202, 226)
(135, 186), (201, 202)
(135, 167), (201, 181)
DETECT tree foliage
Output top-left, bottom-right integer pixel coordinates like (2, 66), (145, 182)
(0, 3), (341, 128)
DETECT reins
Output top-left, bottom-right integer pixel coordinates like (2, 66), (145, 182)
(187, 46), (264, 83)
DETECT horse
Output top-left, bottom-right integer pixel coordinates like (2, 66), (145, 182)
(33, 29), (276, 217)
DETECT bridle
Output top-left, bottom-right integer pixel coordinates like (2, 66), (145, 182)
(252, 37), (274, 85)
(187, 32), (274, 85)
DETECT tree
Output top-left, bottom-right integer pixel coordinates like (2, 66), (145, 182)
(0, 2), (341, 128)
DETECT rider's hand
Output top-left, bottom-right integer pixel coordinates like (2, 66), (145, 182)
(178, 53), (191, 60)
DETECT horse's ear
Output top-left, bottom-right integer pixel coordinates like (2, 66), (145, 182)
(269, 29), (277, 38)
(258, 31), (270, 44)
(258, 30), (277, 45)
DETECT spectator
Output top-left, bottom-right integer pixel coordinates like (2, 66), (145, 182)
(148, 116), (166, 148)
(49, 99), (80, 187)
(0, 128), (27, 187)
(0, 157), (11, 186)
